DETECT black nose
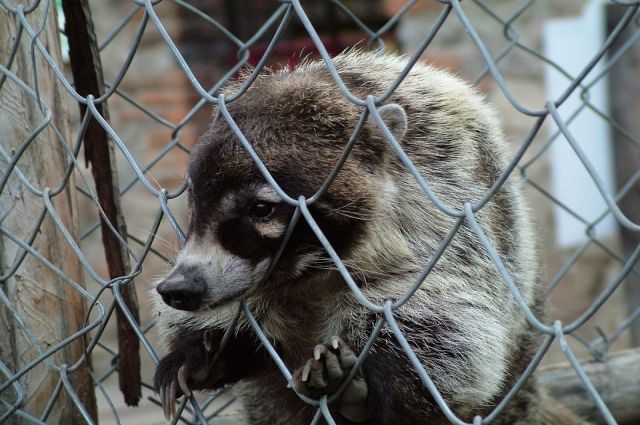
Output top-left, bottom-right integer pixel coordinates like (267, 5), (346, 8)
(156, 269), (206, 311)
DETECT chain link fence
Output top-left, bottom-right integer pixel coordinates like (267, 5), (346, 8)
(1, 0), (640, 424)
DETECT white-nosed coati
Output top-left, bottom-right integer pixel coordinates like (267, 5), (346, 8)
(152, 51), (584, 424)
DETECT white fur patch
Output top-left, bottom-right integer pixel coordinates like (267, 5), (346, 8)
(254, 220), (286, 239)
(177, 239), (257, 292)
(254, 185), (282, 203)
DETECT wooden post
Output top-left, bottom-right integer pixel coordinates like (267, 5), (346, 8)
(607, 3), (640, 347)
(61, 0), (141, 407)
(0, 2), (97, 424)
(540, 348), (640, 425)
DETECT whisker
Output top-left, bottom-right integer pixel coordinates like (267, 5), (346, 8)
(130, 225), (179, 254)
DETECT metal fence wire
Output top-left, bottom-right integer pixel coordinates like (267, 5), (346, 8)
(1, 0), (640, 424)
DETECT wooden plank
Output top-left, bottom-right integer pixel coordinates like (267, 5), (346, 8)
(540, 348), (640, 424)
(0, 3), (97, 423)
(61, 0), (142, 407)
(607, 4), (640, 347)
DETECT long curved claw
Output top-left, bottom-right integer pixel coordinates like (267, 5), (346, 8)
(169, 380), (178, 420)
(159, 385), (169, 421)
(177, 365), (192, 397)
(301, 358), (313, 382)
(163, 384), (172, 421)
(314, 344), (327, 360)
(330, 336), (340, 350)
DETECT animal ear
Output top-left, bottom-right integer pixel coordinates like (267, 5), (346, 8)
(377, 103), (408, 143)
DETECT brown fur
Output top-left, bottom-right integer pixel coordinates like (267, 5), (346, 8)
(153, 51), (584, 424)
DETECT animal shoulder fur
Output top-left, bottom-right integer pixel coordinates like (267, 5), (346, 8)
(151, 51), (584, 425)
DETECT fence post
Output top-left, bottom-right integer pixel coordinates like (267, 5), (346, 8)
(540, 348), (640, 425)
(60, 0), (142, 407)
(607, 4), (640, 347)
(0, 2), (97, 424)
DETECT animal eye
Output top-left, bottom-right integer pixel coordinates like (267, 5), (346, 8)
(249, 201), (276, 221)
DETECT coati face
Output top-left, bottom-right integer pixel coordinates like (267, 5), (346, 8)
(155, 142), (364, 313)
(156, 70), (408, 313)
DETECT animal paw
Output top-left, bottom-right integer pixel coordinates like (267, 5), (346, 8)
(289, 337), (369, 422)
(153, 330), (221, 420)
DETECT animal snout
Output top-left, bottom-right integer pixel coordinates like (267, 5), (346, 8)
(156, 267), (206, 311)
